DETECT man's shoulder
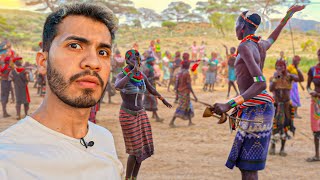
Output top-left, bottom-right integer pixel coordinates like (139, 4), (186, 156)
(0, 117), (31, 143)
(89, 122), (113, 139)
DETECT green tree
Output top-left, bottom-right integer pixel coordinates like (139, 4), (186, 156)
(209, 12), (235, 37)
(161, 1), (192, 22)
(162, 21), (177, 37)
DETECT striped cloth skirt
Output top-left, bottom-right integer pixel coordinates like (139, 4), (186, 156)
(119, 106), (154, 163)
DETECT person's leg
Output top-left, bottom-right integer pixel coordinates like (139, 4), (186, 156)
(24, 103), (29, 116)
(2, 102), (10, 117)
(240, 169), (258, 180)
(269, 141), (276, 155)
(279, 139), (287, 156)
(227, 81), (231, 98)
(154, 111), (163, 122)
(169, 116), (176, 127)
(132, 161), (142, 179)
(231, 81), (239, 95)
(188, 115), (194, 126)
(125, 155), (136, 179)
(315, 134), (319, 158)
(16, 103), (21, 120)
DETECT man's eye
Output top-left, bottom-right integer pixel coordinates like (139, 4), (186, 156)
(99, 50), (109, 57)
(69, 43), (81, 49)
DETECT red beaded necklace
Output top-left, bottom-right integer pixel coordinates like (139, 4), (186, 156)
(236, 34), (261, 56)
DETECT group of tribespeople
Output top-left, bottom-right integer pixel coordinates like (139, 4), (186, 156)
(0, 2), (319, 180)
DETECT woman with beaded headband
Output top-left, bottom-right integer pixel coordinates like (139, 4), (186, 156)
(210, 5), (304, 180)
(115, 49), (172, 180)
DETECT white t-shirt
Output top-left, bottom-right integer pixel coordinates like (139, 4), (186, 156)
(0, 116), (123, 180)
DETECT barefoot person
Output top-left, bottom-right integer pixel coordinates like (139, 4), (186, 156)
(211, 6), (304, 180)
(115, 50), (172, 180)
(169, 53), (197, 127)
(0, 3), (123, 179)
(287, 55), (304, 118)
(269, 59), (304, 156)
(223, 45), (239, 98)
(306, 49), (320, 162)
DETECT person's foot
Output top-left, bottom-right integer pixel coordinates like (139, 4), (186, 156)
(306, 156), (320, 162)
(169, 123), (176, 128)
(16, 115), (21, 120)
(279, 150), (287, 157)
(3, 113), (11, 118)
(156, 118), (164, 122)
(188, 122), (195, 126)
(174, 99), (178, 104)
(294, 114), (302, 119)
(269, 147), (276, 155)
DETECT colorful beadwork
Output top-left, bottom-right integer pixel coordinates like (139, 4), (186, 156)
(241, 13), (258, 28)
(253, 76), (266, 82)
(228, 99), (237, 108)
(122, 67), (144, 86)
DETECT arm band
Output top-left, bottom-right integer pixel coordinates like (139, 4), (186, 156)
(227, 95), (245, 108)
(158, 96), (164, 101)
(253, 76), (266, 82)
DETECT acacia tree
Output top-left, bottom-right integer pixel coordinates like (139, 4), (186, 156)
(161, 1), (192, 22)
(138, 8), (162, 27)
(162, 21), (177, 37)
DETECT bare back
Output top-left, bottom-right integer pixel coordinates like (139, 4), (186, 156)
(235, 40), (267, 94)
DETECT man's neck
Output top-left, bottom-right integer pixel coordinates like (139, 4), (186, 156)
(30, 91), (91, 139)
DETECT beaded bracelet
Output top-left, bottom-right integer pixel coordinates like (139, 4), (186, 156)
(253, 76), (266, 82)
(227, 95), (245, 108)
(158, 96), (164, 101)
(281, 8), (294, 26)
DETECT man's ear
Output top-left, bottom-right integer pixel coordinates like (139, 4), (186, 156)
(36, 51), (48, 75)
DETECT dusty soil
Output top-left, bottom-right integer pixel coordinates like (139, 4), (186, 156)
(0, 71), (318, 180)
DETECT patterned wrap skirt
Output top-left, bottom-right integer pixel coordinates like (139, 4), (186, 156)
(272, 101), (295, 141)
(311, 97), (320, 135)
(290, 82), (301, 107)
(119, 107), (154, 163)
(174, 91), (194, 120)
(226, 102), (274, 171)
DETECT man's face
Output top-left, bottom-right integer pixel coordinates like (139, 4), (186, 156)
(276, 64), (286, 73)
(293, 57), (300, 66)
(235, 17), (244, 40)
(127, 54), (141, 67)
(280, 51), (284, 57)
(45, 15), (112, 108)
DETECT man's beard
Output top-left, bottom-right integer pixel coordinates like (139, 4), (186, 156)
(46, 59), (105, 108)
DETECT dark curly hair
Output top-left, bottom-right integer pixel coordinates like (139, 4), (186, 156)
(42, 2), (118, 52)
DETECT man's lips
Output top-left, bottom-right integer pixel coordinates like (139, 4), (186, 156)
(75, 76), (100, 88)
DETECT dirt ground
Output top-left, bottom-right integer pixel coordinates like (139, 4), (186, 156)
(0, 72), (319, 180)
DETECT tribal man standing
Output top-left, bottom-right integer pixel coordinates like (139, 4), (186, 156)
(269, 59), (304, 156)
(211, 5), (304, 180)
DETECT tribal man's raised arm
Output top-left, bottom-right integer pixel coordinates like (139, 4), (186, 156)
(264, 5), (305, 50)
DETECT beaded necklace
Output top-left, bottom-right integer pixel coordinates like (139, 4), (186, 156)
(122, 66), (144, 86)
(236, 34), (261, 56)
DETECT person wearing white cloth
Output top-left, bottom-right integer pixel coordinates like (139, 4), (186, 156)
(0, 3), (123, 180)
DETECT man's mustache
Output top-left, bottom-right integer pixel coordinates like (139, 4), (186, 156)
(69, 70), (104, 89)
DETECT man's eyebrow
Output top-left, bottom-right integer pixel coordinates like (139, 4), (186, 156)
(64, 36), (89, 44)
(98, 43), (112, 50)
(64, 35), (111, 49)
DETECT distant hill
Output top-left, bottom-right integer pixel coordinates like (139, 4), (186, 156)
(271, 18), (320, 32)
